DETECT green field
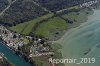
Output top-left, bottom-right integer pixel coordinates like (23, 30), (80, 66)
(35, 17), (67, 37)
(34, 58), (49, 66)
(62, 12), (79, 20)
(9, 10), (89, 38)
(62, 9), (91, 22)
(9, 13), (54, 35)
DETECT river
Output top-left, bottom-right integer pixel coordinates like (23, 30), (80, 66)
(0, 43), (32, 66)
(59, 9), (100, 66)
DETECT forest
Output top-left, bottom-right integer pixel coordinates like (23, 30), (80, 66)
(33, 0), (91, 12)
(0, 0), (48, 26)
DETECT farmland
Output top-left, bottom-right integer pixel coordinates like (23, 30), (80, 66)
(10, 13), (54, 35)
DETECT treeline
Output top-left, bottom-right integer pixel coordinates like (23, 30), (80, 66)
(0, 0), (48, 26)
(33, 0), (92, 12)
(0, 0), (9, 12)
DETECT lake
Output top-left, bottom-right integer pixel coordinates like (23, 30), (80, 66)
(59, 9), (100, 66)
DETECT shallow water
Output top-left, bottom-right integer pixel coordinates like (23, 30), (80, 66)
(60, 9), (100, 66)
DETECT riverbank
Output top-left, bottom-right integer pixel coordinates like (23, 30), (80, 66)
(0, 42), (33, 66)
(0, 52), (14, 66)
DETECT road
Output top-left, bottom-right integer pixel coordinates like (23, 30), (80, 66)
(0, 0), (16, 16)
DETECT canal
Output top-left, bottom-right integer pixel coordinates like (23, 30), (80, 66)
(0, 42), (32, 66)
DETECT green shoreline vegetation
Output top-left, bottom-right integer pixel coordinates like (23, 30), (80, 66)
(9, 7), (95, 66)
(35, 17), (67, 38)
(50, 43), (64, 66)
(56, 5), (100, 66)
(9, 8), (94, 39)
(9, 13), (54, 35)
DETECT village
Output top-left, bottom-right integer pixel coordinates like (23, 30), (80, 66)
(0, 25), (54, 59)
(80, 0), (98, 7)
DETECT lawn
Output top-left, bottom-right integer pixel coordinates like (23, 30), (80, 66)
(35, 17), (67, 37)
(9, 13), (54, 35)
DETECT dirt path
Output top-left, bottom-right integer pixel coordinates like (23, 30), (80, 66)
(0, 0), (17, 16)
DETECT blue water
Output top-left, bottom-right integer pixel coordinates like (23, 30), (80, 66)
(60, 9), (100, 66)
(0, 43), (32, 66)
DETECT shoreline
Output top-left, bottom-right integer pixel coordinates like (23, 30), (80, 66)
(0, 52), (14, 66)
(54, 8), (93, 43)
(52, 0), (100, 41)
(52, 4), (100, 66)
(56, 5), (100, 66)
(51, 7), (94, 41)
(56, 5), (100, 43)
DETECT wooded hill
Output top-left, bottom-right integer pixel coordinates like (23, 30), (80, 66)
(0, 0), (9, 12)
(0, 0), (48, 26)
(33, 0), (91, 12)
(0, 0), (93, 26)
